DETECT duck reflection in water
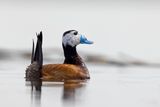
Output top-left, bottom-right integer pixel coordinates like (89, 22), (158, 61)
(28, 81), (86, 107)
(62, 80), (87, 105)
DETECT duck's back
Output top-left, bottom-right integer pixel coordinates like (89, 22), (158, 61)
(42, 64), (89, 81)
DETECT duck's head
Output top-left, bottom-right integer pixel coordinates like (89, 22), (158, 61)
(62, 30), (93, 47)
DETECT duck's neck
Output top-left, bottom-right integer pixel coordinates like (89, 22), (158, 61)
(62, 44), (85, 66)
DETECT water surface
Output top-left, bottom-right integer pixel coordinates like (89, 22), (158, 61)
(0, 59), (160, 107)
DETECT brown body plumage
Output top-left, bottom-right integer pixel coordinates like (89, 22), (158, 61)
(42, 64), (90, 81)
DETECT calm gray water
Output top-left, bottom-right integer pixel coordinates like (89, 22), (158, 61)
(1, 59), (160, 107)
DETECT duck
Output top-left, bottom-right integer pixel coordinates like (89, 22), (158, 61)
(26, 30), (93, 83)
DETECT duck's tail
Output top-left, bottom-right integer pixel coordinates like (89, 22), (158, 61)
(33, 32), (43, 66)
(26, 31), (43, 91)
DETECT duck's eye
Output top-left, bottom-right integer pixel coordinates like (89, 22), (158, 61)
(73, 31), (78, 35)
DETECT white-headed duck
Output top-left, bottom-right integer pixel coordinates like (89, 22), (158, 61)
(26, 30), (93, 83)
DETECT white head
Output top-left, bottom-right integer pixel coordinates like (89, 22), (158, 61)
(62, 30), (93, 47)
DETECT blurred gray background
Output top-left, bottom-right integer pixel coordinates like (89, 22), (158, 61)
(0, 0), (160, 62)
